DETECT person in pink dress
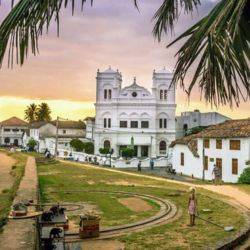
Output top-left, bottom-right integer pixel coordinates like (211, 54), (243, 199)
(188, 187), (198, 226)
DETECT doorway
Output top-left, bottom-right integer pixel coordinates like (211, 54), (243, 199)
(141, 146), (149, 157)
(13, 139), (19, 146)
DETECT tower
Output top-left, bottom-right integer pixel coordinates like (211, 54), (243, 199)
(152, 67), (175, 104)
(96, 66), (122, 103)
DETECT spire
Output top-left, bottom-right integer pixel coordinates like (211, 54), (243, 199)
(133, 77), (136, 84)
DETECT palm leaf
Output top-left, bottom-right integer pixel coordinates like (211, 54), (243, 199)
(154, 0), (250, 106)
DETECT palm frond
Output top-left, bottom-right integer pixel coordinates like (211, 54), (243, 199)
(153, 0), (201, 41)
(157, 0), (250, 106)
(0, 0), (98, 67)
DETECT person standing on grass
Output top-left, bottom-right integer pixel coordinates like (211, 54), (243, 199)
(138, 160), (142, 172)
(150, 158), (154, 170)
(212, 164), (222, 185)
(188, 187), (198, 226)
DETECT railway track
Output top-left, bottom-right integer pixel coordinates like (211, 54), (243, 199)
(63, 191), (178, 242)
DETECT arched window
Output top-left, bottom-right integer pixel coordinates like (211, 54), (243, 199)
(4, 137), (10, 144)
(108, 89), (112, 99)
(164, 90), (167, 99)
(159, 140), (167, 154)
(160, 90), (163, 100)
(104, 89), (107, 99)
(104, 140), (111, 149)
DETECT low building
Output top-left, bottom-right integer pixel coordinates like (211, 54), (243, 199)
(84, 117), (95, 141)
(0, 117), (28, 146)
(175, 110), (231, 138)
(170, 119), (250, 183)
(28, 120), (86, 152)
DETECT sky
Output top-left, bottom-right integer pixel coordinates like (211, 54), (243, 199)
(0, 0), (249, 121)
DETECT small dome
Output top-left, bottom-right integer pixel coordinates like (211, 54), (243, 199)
(156, 67), (173, 74)
(103, 66), (117, 73)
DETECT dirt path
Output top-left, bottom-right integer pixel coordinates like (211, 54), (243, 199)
(0, 152), (16, 193)
(118, 197), (153, 212)
(0, 156), (38, 250)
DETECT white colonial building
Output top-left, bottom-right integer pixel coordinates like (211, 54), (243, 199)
(170, 119), (250, 183)
(175, 110), (231, 138)
(27, 120), (86, 152)
(0, 117), (28, 146)
(93, 67), (176, 158)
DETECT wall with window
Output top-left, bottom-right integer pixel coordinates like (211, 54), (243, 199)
(171, 137), (250, 183)
(171, 144), (202, 179)
(197, 137), (250, 183)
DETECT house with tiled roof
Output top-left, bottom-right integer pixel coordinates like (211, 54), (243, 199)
(27, 120), (87, 152)
(0, 117), (28, 146)
(169, 118), (250, 183)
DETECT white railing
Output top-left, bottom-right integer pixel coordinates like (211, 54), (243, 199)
(48, 147), (169, 168)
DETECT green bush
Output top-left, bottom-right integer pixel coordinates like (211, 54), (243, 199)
(238, 167), (250, 184)
(70, 139), (85, 152)
(70, 140), (94, 154)
(27, 138), (37, 151)
(99, 148), (110, 154)
(83, 142), (94, 154)
(121, 147), (134, 159)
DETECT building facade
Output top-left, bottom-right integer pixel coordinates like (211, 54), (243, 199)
(94, 67), (176, 158)
(170, 119), (250, 183)
(175, 110), (231, 138)
(0, 117), (28, 146)
(28, 120), (86, 152)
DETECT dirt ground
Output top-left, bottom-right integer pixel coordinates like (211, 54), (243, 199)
(118, 197), (153, 212)
(66, 239), (125, 250)
(0, 156), (37, 250)
(0, 152), (16, 193)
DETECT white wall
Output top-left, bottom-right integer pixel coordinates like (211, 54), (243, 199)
(171, 144), (202, 179)
(199, 138), (250, 183)
(171, 137), (250, 183)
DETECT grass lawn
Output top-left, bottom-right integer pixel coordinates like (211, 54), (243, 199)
(38, 161), (246, 249)
(0, 151), (27, 232)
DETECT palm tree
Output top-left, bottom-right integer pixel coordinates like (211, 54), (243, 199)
(0, 0), (249, 106)
(24, 103), (37, 123)
(36, 102), (52, 122)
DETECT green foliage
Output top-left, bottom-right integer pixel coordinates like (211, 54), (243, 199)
(238, 167), (250, 184)
(27, 138), (37, 151)
(24, 103), (37, 123)
(24, 102), (51, 122)
(99, 148), (110, 155)
(83, 142), (94, 154)
(70, 139), (85, 152)
(36, 102), (52, 122)
(121, 147), (134, 159)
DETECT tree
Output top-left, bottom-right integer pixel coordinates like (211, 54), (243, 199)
(121, 147), (134, 159)
(83, 142), (94, 154)
(70, 139), (85, 152)
(24, 103), (37, 123)
(36, 103), (52, 122)
(238, 167), (250, 184)
(99, 148), (110, 155)
(0, 1), (249, 106)
(27, 138), (37, 151)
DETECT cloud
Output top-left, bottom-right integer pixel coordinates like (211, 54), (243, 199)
(0, 0), (249, 118)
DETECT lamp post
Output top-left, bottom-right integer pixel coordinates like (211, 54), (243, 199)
(54, 116), (59, 157)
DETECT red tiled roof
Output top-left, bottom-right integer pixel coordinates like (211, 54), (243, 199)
(170, 118), (250, 157)
(0, 117), (28, 127)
